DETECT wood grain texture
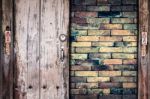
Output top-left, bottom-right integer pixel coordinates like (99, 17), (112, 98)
(40, 0), (69, 99)
(15, 0), (69, 99)
(0, 0), (13, 99)
(15, 0), (40, 98)
(148, 1), (150, 99)
(0, 0), (2, 98)
(0, 0), (3, 99)
(138, 0), (149, 99)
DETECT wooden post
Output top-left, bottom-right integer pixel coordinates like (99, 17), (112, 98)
(148, 0), (150, 99)
(0, 0), (14, 99)
(138, 0), (149, 99)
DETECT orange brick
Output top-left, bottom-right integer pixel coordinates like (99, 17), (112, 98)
(123, 59), (137, 64)
(103, 59), (122, 65)
(100, 24), (122, 29)
(99, 47), (122, 52)
(99, 36), (122, 41)
(75, 12), (97, 18)
(72, 42), (91, 47)
(123, 83), (137, 88)
(87, 77), (110, 82)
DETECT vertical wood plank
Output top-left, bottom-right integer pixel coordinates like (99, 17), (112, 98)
(15, 0), (40, 99)
(138, 0), (149, 99)
(0, 0), (13, 99)
(148, 1), (150, 99)
(40, 0), (69, 99)
(0, 0), (2, 98)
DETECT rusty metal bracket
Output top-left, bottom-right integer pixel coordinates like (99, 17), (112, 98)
(4, 26), (11, 55)
(141, 31), (148, 57)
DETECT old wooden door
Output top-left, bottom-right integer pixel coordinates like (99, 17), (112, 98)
(0, 0), (69, 99)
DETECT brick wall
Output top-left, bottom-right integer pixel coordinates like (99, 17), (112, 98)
(70, 0), (137, 99)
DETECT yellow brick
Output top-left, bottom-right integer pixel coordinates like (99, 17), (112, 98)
(99, 47), (122, 52)
(123, 36), (137, 41)
(123, 83), (137, 88)
(123, 47), (137, 53)
(99, 71), (121, 77)
(99, 36), (122, 41)
(128, 42), (137, 46)
(75, 71), (98, 77)
(76, 83), (98, 88)
(92, 42), (114, 46)
(71, 54), (88, 59)
(103, 59), (122, 65)
(111, 30), (135, 35)
(112, 53), (135, 59)
(87, 77), (110, 82)
(72, 42), (91, 47)
(77, 36), (99, 41)
(100, 24), (122, 29)
(112, 18), (133, 23)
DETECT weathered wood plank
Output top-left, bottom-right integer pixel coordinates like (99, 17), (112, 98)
(15, 0), (40, 99)
(0, 0), (2, 98)
(138, 0), (149, 99)
(0, 0), (13, 99)
(148, 1), (150, 99)
(40, 0), (69, 99)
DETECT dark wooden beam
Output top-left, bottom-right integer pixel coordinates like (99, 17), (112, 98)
(138, 0), (149, 99)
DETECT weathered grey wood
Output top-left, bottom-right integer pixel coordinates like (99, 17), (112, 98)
(0, 0), (13, 99)
(15, 0), (40, 99)
(40, 0), (69, 99)
(138, 0), (149, 99)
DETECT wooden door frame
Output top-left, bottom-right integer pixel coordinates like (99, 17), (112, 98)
(138, 0), (150, 99)
(0, 0), (14, 99)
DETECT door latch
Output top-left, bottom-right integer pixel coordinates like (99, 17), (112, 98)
(141, 31), (147, 57)
(60, 47), (65, 62)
